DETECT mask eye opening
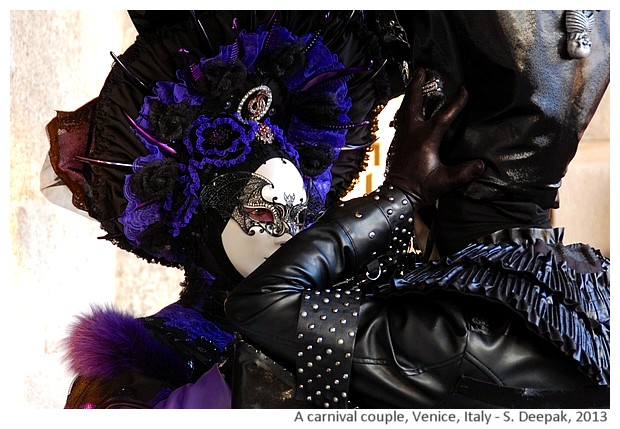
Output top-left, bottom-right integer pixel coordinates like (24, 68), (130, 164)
(242, 206), (275, 223)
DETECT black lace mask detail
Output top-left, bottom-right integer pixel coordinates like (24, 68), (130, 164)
(200, 171), (308, 237)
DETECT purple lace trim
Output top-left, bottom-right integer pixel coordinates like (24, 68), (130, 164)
(153, 303), (234, 349)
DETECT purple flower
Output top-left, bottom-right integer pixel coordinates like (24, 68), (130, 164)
(189, 115), (255, 168)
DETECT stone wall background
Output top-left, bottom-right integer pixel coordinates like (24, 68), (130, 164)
(6, 10), (611, 410)
(8, 10), (182, 411)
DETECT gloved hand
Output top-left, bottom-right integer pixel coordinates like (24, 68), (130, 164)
(384, 67), (484, 209)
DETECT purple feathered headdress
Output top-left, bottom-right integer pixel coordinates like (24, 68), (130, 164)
(114, 23), (368, 271)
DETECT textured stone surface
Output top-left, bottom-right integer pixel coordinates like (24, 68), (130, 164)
(9, 10), (181, 410)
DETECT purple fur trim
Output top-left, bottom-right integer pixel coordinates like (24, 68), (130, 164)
(63, 305), (187, 382)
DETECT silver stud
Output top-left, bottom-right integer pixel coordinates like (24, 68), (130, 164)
(369, 231), (376, 239)
(340, 319), (347, 324)
(308, 323), (315, 329)
(354, 212), (363, 218)
(329, 327), (336, 333)
(387, 209), (393, 215)
(301, 311), (308, 317)
(326, 348), (333, 354)
(402, 199), (408, 205)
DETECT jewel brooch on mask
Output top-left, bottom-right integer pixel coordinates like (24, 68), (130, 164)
(238, 85), (275, 144)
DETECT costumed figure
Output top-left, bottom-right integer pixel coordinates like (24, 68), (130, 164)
(43, 11), (400, 408)
(225, 11), (610, 408)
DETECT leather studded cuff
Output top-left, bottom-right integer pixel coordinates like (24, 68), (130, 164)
(319, 184), (416, 273)
(295, 285), (362, 408)
(293, 184), (414, 408)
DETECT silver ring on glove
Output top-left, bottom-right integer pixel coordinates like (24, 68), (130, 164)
(422, 78), (443, 96)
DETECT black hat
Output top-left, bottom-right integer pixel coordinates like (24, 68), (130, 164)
(46, 11), (392, 275)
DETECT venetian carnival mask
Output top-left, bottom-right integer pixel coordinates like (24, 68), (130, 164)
(215, 157), (307, 277)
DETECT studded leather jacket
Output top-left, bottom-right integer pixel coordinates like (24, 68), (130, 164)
(225, 184), (610, 408)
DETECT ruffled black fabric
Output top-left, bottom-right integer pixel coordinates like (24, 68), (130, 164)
(393, 228), (610, 386)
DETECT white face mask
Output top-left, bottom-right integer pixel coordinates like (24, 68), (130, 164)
(221, 157), (307, 278)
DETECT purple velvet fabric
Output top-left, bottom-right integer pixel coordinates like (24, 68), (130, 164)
(154, 365), (232, 409)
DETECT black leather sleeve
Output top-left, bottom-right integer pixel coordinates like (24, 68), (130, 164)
(225, 184), (414, 363)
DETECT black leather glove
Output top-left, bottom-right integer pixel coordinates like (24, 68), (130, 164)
(384, 67), (484, 209)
